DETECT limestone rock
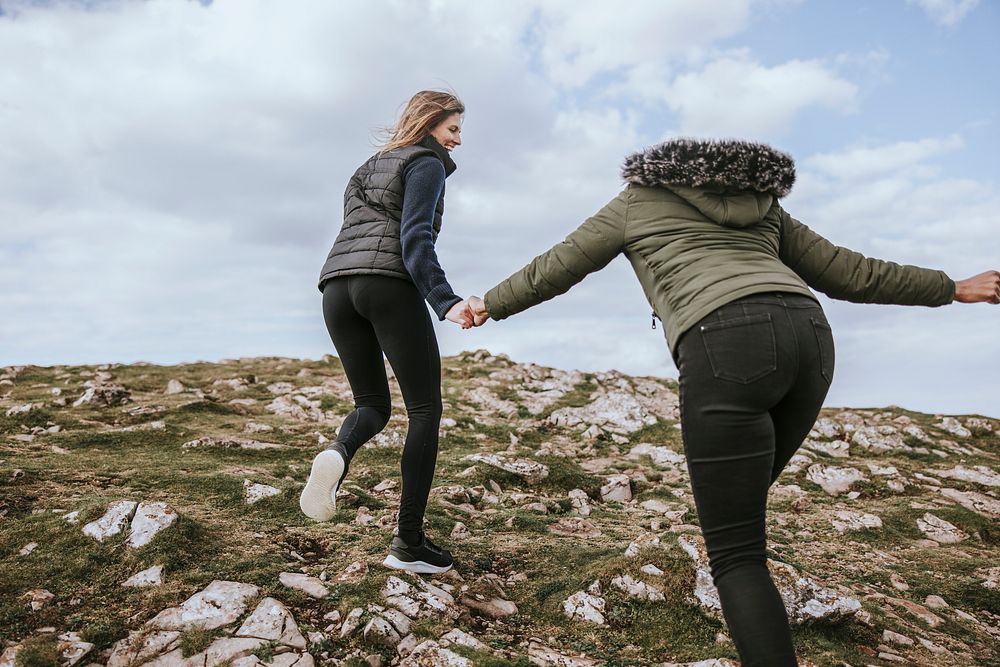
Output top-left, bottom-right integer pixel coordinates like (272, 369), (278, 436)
(399, 640), (471, 667)
(107, 631), (181, 667)
(568, 488), (592, 516)
(916, 513), (968, 544)
(18, 542), (38, 556)
(459, 595), (518, 619)
(123, 564), (164, 588)
(628, 442), (686, 467)
(363, 617), (401, 649)
(340, 607), (364, 638)
(331, 560), (368, 585)
(806, 464), (865, 496)
(939, 487), (1000, 519)
(624, 532), (661, 558)
(182, 436), (287, 450)
(56, 632), (94, 667)
(382, 575), (458, 620)
(548, 517), (602, 538)
(803, 438), (850, 459)
(127, 501), (178, 548)
(236, 597), (307, 649)
(165, 379), (186, 395)
(148, 580), (260, 631)
(465, 386), (518, 417)
(935, 417), (971, 438)
(600, 474), (632, 502)
(82, 500), (138, 542)
(830, 510), (883, 533)
(886, 596), (944, 627)
(851, 426), (908, 453)
(279, 572), (329, 599)
(244, 479), (282, 504)
(563, 591), (607, 625)
(450, 521), (469, 540)
(439, 628), (489, 652)
(24, 588), (54, 611)
(527, 641), (600, 667)
(73, 383), (130, 407)
(461, 453), (549, 484)
(549, 390), (657, 434)
(610, 574), (665, 601)
(978, 566), (1000, 590)
(932, 464), (1000, 487)
(810, 417), (843, 439)
(678, 535), (860, 624)
(244, 421), (274, 433)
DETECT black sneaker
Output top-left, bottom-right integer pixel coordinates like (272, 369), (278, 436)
(382, 533), (454, 574)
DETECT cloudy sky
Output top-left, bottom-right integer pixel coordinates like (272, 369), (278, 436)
(1, 0), (997, 417)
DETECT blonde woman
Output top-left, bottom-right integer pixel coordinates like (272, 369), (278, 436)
(301, 90), (472, 574)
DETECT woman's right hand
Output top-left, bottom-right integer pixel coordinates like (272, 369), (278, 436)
(954, 271), (1000, 304)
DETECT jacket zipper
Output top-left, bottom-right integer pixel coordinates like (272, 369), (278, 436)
(651, 312), (660, 330)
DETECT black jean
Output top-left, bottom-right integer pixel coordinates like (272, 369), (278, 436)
(321, 275), (442, 545)
(674, 292), (834, 667)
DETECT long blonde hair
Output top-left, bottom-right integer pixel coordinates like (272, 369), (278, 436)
(378, 90), (465, 152)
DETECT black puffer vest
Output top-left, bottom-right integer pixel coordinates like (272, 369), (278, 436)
(318, 137), (455, 289)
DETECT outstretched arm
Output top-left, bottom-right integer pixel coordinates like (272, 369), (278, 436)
(778, 207), (957, 306)
(480, 191), (629, 320)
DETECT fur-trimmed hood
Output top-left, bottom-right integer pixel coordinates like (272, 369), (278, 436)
(621, 138), (795, 198)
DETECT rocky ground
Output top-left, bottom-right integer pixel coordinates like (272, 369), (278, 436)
(0, 350), (998, 667)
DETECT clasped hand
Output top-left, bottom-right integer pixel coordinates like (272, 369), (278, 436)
(445, 296), (489, 329)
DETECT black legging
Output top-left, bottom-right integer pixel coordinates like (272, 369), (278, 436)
(674, 292), (834, 667)
(321, 275), (442, 545)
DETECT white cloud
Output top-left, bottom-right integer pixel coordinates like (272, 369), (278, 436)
(907, 0), (980, 27)
(664, 53), (858, 139)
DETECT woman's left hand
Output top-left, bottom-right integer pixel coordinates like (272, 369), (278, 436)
(954, 270), (1000, 304)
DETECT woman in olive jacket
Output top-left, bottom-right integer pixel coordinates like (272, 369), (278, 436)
(468, 138), (999, 667)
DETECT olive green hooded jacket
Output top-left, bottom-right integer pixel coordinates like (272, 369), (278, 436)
(483, 139), (955, 352)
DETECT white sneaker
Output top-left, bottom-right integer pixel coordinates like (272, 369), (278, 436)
(299, 449), (345, 522)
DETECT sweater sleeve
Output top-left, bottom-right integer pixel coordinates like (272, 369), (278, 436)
(777, 207), (955, 306)
(400, 156), (463, 320)
(483, 191), (628, 320)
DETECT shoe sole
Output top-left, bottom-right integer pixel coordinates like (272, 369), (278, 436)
(382, 554), (453, 574)
(299, 450), (344, 522)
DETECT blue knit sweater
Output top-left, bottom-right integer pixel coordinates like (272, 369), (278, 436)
(400, 155), (462, 320)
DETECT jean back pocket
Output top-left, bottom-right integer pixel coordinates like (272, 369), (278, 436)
(700, 312), (777, 384)
(810, 317), (835, 384)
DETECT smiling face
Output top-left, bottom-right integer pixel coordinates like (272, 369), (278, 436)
(429, 112), (463, 151)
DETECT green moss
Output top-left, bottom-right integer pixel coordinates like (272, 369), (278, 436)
(179, 626), (218, 657)
(13, 635), (61, 667)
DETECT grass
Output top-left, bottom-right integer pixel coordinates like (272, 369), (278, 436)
(1, 357), (997, 666)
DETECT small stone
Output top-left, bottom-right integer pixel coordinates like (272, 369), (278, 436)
(460, 595), (518, 619)
(398, 640), (471, 667)
(372, 479), (397, 493)
(932, 464), (1000, 487)
(82, 500), (138, 542)
(806, 464), (865, 496)
(356, 507), (376, 525)
(165, 379), (186, 395)
(279, 572), (329, 599)
(340, 607), (364, 638)
(243, 421), (274, 433)
(924, 594), (949, 609)
(548, 517), (602, 538)
(450, 522), (469, 540)
(563, 591), (606, 625)
(244, 479), (282, 505)
(611, 574), (665, 601)
(624, 532), (660, 558)
(640, 564), (664, 577)
(18, 542), (38, 556)
(439, 629), (488, 651)
(127, 502), (178, 549)
(236, 597), (307, 649)
(830, 510), (883, 533)
(916, 513), (968, 544)
(935, 417), (971, 438)
(882, 629), (914, 646)
(363, 617), (401, 649)
(123, 565), (164, 588)
(24, 588), (54, 611)
(877, 651), (907, 663)
(148, 580), (260, 631)
(567, 489), (592, 516)
(886, 597), (944, 627)
(461, 453), (549, 484)
(331, 560), (368, 585)
(600, 474), (632, 502)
